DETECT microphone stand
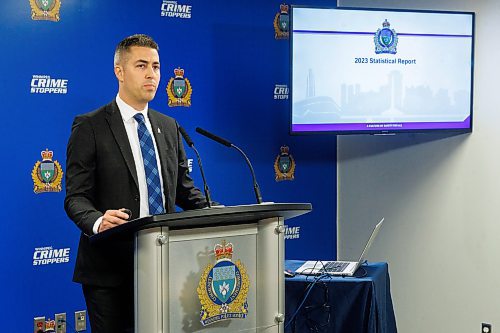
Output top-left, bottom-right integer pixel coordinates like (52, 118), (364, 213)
(190, 144), (212, 208)
(178, 126), (212, 208)
(196, 127), (263, 204)
(231, 145), (263, 204)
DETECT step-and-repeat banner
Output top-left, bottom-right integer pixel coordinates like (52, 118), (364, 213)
(0, 0), (336, 330)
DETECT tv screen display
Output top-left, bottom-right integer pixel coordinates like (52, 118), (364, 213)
(291, 7), (475, 134)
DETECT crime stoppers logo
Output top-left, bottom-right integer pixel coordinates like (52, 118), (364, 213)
(31, 75), (68, 94)
(33, 246), (70, 266)
(285, 225), (301, 240)
(161, 0), (192, 18)
(197, 240), (249, 326)
(274, 84), (289, 100)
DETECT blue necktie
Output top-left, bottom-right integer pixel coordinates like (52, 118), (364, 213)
(133, 113), (165, 215)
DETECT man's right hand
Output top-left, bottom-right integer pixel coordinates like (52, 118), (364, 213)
(98, 209), (130, 233)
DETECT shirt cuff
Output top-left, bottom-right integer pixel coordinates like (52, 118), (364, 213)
(93, 216), (103, 235)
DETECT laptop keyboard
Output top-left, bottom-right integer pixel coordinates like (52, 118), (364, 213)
(319, 261), (349, 273)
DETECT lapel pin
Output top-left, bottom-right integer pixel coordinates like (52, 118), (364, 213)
(158, 128), (161, 134)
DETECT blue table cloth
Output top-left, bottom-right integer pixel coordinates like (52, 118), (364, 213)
(285, 261), (397, 333)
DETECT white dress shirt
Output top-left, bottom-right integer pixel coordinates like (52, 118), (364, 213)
(92, 95), (166, 234)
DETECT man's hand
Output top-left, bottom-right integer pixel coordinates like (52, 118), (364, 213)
(98, 209), (130, 233)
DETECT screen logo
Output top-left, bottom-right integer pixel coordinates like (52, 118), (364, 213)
(197, 240), (249, 326)
(374, 19), (398, 54)
(29, 0), (61, 22)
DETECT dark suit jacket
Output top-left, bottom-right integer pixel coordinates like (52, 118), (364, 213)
(64, 100), (207, 287)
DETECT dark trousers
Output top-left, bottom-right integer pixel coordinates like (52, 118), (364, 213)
(82, 283), (134, 333)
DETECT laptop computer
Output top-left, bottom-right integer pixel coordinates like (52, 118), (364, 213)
(295, 218), (384, 276)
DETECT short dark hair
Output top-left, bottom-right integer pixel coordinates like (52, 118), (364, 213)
(114, 34), (159, 65)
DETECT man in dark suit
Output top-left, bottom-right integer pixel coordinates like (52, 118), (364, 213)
(64, 34), (208, 333)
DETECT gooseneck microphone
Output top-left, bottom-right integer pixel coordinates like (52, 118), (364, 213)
(195, 127), (263, 204)
(178, 126), (212, 208)
(195, 127), (232, 147)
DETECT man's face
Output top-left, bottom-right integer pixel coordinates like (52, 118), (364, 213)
(115, 46), (160, 110)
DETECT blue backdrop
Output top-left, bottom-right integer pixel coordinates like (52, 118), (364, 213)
(0, 0), (336, 330)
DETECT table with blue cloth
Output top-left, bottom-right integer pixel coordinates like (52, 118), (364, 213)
(284, 260), (397, 333)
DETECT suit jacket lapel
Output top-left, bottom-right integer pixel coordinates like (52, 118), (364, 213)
(105, 100), (139, 190)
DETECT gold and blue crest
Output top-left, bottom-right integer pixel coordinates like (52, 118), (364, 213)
(29, 0), (61, 22)
(274, 4), (289, 40)
(274, 146), (295, 181)
(374, 19), (398, 54)
(32, 149), (63, 194)
(166, 67), (192, 107)
(197, 240), (249, 326)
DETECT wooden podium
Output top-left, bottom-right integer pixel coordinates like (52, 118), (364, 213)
(91, 203), (311, 333)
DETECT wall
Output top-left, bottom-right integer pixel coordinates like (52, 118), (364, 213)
(337, 0), (500, 332)
(0, 0), (337, 330)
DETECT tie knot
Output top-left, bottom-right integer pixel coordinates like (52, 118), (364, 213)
(133, 113), (146, 124)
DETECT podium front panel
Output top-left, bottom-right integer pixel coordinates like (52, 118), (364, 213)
(135, 216), (285, 332)
(168, 224), (258, 332)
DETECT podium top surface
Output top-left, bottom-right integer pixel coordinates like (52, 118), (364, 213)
(90, 202), (312, 243)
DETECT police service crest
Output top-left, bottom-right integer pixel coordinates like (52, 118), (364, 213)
(167, 67), (192, 107)
(374, 19), (398, 54)
(197, 240), (249, 326)
(274, 4), (290, 40)
(29, 0), (61, 22)
(32, 149), (63, 193)
(274, 146), (295, 181)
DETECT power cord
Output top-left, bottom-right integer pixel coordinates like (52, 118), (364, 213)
(303, 282), (332, 332)
(284, 273), (331, 330)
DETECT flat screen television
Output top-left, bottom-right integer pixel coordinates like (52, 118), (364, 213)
(290, 6), (475, 134)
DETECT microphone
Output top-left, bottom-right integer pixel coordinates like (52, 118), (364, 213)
(195, 127), (263, 204)
(178, 126), (212, 208)
(195, 127), (232, 147)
